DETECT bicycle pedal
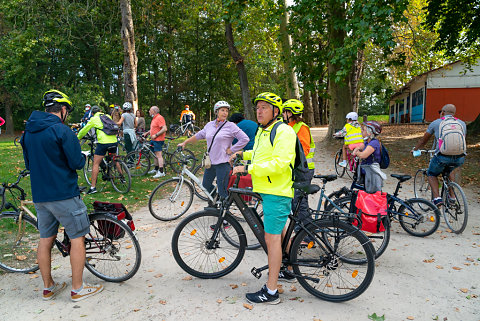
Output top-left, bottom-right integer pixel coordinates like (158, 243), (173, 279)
(251, 267), (262, 279)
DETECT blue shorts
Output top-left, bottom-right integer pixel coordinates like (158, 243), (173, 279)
(427, 154), (465, 177)
(95, 143), (118, 156)
(149, 140), (165, 153)
(259, 193), (292, 235)
(34, 196), (90, 239)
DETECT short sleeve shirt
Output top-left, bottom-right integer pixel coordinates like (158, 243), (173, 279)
(150, 114), (166, 141)
(361, 139), (381, 165)
(426, 116), (467, 153)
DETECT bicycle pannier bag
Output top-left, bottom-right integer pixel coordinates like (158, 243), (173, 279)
(353, 190), (388, 233)
(202, 152), (212, 169)
(438, 116), (466, 155)
(92, 201), (134, 240)
(99, 114), (120, 135)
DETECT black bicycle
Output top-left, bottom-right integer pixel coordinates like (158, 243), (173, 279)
(171, 174), (375, 302)
(0, 170), (141, 282)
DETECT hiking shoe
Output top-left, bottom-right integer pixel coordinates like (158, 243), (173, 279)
(153, 171), (165, 178)
(278, 269), (296, 283)
(246, 285), (280, 304)
(42, 282), (67, 301)
(148, 169), (157, 174)
(71, 283), (104, 302)
(432, 198), (443, 207)
(338, 160), (347, 168)
(86, 187), (97, 195)
(210, 220), (231, 231)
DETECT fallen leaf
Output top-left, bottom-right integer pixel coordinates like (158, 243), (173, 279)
(30, 275), (39, 279)
(243, 303), (253, 310)
(229, 284), (238, 289)
(154, 273), (163, 278)
(216, 299), (222, 304)
(241, 282), (247, 286)
(147, 269), (154, 272)
(452, 266), (462, 270)
(407, 316), (414, 320)
(423, 259), (435, 263)
(436, 265), (444, 269)
(148, 284), (152, 287)
(290, 285), (297, 292)
(16, 255), (27, 261)
(159, 300), (167, 305)
(278, 288), (284, 294)
(460, 288), (468, 293)
(126, 245), (133, 249)
(466, 257), (474, 262)
(182, 276), (192, 281)
(133, 309), (140, 312)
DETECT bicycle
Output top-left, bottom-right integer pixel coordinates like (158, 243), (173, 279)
(413, 149), (468, 234)
(323, 170), (441, 260)
(13, 132), (24, 147)
(149, 152), (262, 249)
(171, 120), (201, 138)
(0, 170), (141, 281)
(82, 137), (132, 193)
(334, 137), (358, 179)
(171, 173), (375, 302)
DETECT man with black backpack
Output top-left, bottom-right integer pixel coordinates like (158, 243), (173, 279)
(413, 104), (467, 207)
(231, 92), (297, 305)
(77, 105), (119, 194)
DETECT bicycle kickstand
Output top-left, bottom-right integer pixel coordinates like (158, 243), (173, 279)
(251, 265), (268, 279)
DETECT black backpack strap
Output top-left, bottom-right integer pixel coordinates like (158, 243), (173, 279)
(208, 121), (228, 153)
(269, 121), (284, 146)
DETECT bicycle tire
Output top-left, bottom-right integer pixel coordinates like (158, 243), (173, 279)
(327, 196), (390, 261)
(441, 182), (468, 234)
(191, 165), (211, 201)
(149, 178), (194, 221)
(0, 186), (5, 212)
(110, 160), (131, 193)
(414, 169), (431, 201)
(171, 210), (246, 278)
(0, 213), (40, 273)
(83, 155), (94, 186)
(85, 214), (141, 282)
(13, 136), (20, 147)
(174, 127), (183, 138)
(290, 219), (375, 302)
(398, 198), (440, 237)
(334, 149), (346, 178)
(169, 148), (196, 174)
(125, 150), (151, 177)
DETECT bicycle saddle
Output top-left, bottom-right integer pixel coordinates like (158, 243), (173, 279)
(293, 183), (320, 195)
(390, 174), (411, 182)
(313, 174), (338, 182)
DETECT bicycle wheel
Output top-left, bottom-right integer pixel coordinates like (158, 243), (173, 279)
(188, 126), (201, 137)
(441, 182), (468, 234)
(149, 178), (194, 221)
(85, 214), (141, 282)
(169, 148), (196, 174)
(414, 169), (431, 201)
(171, 210), (246, 278)
(328, 196), (390, 260)
(334, 149), (345, 178)
(110, 160), (131, 193)
(398, 198), (440, 237)
(13, 136), (20, 147)
(125, 150), (151, 177)
(290, 219), (375, 302)
(0, 213), (40, 273)
(174, 127), (184, 138)
(83, 155), (94, 185)
(0, 187), (5, 212)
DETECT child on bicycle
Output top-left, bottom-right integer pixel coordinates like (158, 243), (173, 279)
(333, 112), (364, 168)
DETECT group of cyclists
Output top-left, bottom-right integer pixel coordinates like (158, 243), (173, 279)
(16, 87), (467, 305)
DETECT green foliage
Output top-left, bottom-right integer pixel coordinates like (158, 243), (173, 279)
(368, 313), (385, 321)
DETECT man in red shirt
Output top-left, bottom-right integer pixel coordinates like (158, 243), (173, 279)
(143, 106), (167, 178)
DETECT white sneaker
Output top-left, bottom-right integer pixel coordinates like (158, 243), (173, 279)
(71, 283), (104, 302)
(148, 169), (157, 174)
(338, 160), (347, 168)
(153, 171), (165, 178)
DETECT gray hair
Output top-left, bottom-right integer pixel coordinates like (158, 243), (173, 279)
(364, 126), (376, 139)
(151, 106), (160, 114)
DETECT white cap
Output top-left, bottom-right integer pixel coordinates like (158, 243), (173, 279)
(346, 112), (358, 121)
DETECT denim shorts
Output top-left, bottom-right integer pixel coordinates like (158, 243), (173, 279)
(95, 143), (118, 156)
(149, 140), (165, 152)
(427, 154), (465, 177)
(34, 196), (89, 239)
(259, 193), (292, 235)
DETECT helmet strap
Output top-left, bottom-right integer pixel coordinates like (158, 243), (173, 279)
(60, 108), (68, 123)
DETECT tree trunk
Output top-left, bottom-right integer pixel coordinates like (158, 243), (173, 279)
(311, 90), (320, 125)
(302, 91), (314, 126)
(4, 95), (14, 135)
(225, 21), (254, 121)
(350, 49), (364, 113)
(279, 0), (300, 99)
(120, 0), (138, 112)
(326, 0), (353, 137)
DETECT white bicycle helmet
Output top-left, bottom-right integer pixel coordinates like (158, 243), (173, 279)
(122, 102), (133, 111)
(346, 111), (358, 121)
(214, 101), (230, 113)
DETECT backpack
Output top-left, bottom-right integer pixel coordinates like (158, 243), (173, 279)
(438, 117), (466, 155)
(99, 114), (120, 135)
(268, 122), (310, 185)
(379, 143), (390, 169)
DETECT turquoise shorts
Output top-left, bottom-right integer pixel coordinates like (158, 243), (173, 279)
(259, 193), (292, 235)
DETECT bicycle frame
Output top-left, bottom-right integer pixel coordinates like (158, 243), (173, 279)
(173, 165), (216, 203)
(178, 121), (194, 135)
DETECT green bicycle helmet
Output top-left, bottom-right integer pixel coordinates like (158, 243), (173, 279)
(253, 92), (283, 114)
(43, 89), (73, 112)
(282, 99), (304, 115)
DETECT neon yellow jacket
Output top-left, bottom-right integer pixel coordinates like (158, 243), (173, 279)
(77, 113), (118, 144)
(243, 120), (296, 198)
(344, 123), (363, 145)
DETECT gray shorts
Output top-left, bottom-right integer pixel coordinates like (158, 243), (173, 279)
(34, 196), (90, 239)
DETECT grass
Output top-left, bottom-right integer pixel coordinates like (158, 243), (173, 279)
(0, 135), (206, 214)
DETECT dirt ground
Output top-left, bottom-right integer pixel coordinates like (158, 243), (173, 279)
(0, 127), (479, 321)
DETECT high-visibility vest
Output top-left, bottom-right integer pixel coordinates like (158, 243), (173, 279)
(292, 121), (315, 170)
(344, 123), (363, 145)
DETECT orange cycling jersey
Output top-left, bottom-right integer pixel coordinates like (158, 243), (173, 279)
(179, 110), (195, 122)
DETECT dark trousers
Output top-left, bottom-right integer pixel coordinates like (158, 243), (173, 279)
(293, 169), (314, 230)
(202, 162), (232, 199)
